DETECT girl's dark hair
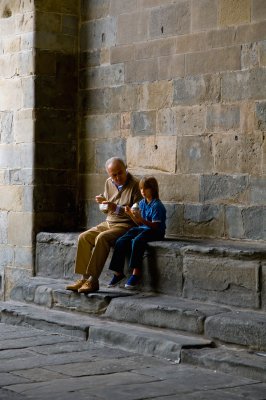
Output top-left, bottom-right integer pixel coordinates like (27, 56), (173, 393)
(139, 176), (159, 199)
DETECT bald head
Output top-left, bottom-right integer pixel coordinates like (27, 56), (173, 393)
(105, 157), (127, 186)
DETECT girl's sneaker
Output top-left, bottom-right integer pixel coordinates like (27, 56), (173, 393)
(125, 275), (140, 290)
(108, 273), (125, 288)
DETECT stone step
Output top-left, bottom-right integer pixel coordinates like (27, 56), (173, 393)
(10, 276), (133, 315)
(1, 299), (265, 384)
(182, 346), (266, 383)
(35, 232), (266, 309)
(0, 300), (211, 362)
(9, 277), (266, 351)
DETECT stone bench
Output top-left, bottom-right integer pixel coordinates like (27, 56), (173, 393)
(36, 232), (266, 310)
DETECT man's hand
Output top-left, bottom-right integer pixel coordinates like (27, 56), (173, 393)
(102, 201), (117, 213)
(95, 194), (106, 204)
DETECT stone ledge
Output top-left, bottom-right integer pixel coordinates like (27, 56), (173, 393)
(0, 300), (212, 361)
(182, 346), (266, 383)
(35, 232), (266, 309)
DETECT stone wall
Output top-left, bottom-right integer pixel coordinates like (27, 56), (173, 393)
(0, 0), (79, 299)
(0, 0), (35, 299)
(79, 0), (266, 241)
(0, 0), (266, 298)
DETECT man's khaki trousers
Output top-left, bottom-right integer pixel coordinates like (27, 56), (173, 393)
(74, 221), (133, 279)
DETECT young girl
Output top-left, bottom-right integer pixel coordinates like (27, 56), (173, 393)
(108, 176), (166, 289)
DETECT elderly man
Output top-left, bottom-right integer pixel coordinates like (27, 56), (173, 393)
(66, 157), (142, 294)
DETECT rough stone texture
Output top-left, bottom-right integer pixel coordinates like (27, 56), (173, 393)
(1, 0), (266, 299)
(183, 256), (260, 308)
(36, 232), (80, 279)
(34, 232), (266, 308)
(205, 311), (266, 350)
(219, 0), (251, 27)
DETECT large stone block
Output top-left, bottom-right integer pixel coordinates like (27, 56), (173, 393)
(255, 101), (266, 131)
(164, 203), (184, 237)
(8, 212), (33, 247)
(205, 311), (266, 349)
(0, 185), (23, 212)
(117, 12), (148, 45)
(207, 26), (235, 48)
(235, 21), (266, 45)
(131, 111), (156, 136)
(135, 37), (176, 60)
(80, 0), (110, 21)
(219, 0), (251, 26)
(176, 136), (214, 174)
(183, 204), (224, 238)
(225, 205), (266, 240)
(35, 32), (76, 53)
(79, 174), (108, 200)
(212, 132), (263, 174)
(14, 109), (34, 144)
(142, 243), (183, 295)
(175, 106), (206, 136)
(80, 64), (124, 89)
(95, 138), (126, 173)
(0, 212), (8, 244)
(0, 111), (13, 144)
(127, 136), (177, 173)
(14, 246), (33, 269)
(157, 174), (199, 203)
(252, 0), (266, 21)
(110, 45), (134, 64)
(157, 108), (176, 136)
(206, 104), (240, 132)
(173, 74), (220, 106)
(240, 102), (255, 135)
(0, 78), (23, 110)
(35, 0), (78, 14)
(80, 49), (101, 68)
(79, 139), (95, 174)
(36, 232), (79, 279)
(80, 17), (116, 51)
(139, 81), (173, 110)
(149, 2), (190, 39)
(33, 185), (76, 213)
(35, 109), (76, 143)
(110, 0), (137, 15)
(35, 11), (61, 33)
(35, 142), (76, 169)
(125, 59), (158, 83)
(4, 266), (32, 299)
(139, 0), (175, 8)
(259, 40), (266, 66)
(222, 68), (266, 102)
(241, 42), (259, 70)
(186, 46), (241, 75)
(176, 32), (207, 54)
(191, 0), (217, 32)
(157, 105), (206, 136)
(0, 245), (13, 267)
(200, 174), (248, 203)
(158, 54), (185, 80)
(81, 114), (120, 139)
(62, 15), (78, 35)
(250, 176), (266, 204)
(81, 199), (106, 228)
(183, 255), (260, 308)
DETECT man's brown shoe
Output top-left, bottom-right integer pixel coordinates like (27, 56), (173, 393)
(78, 279), (99, 294)
(65, 279), (86, 292)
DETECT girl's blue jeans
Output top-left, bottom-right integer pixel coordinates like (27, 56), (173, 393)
(108, 226), (164, 274)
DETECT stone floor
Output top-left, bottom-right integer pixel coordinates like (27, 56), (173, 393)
(1, 322), (266, 400)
